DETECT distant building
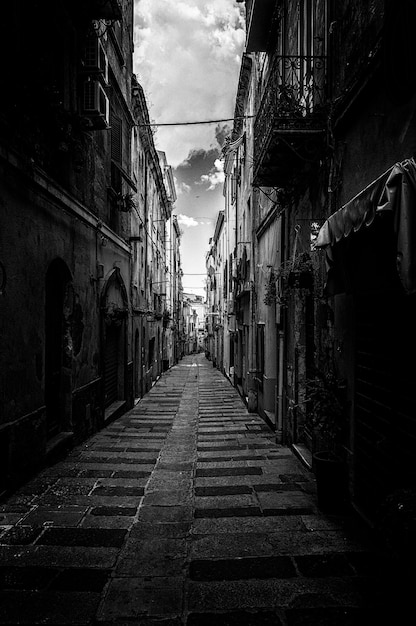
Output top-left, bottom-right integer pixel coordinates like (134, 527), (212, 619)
(205, 213), (228, 373)
(182, 293), (207, 354)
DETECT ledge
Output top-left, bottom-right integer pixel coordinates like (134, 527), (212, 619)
(264, 410), (276, 426)
(0, 145), (130, 253)
(46, 431), (74, 464)
(104, 400), (127, 424)
(292, 443), (313, 471)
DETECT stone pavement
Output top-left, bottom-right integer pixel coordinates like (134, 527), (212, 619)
(0, 354), (408, 625)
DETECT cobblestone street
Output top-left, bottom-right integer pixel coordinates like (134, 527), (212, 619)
(0, 355), (405, 624)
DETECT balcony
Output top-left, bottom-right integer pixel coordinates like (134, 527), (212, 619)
(253, 55), (327, 187)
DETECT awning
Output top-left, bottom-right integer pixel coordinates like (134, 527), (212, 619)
(315, 157), (416, 294)
(224, 133), (245, 174)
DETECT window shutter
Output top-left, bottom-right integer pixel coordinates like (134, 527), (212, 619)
(111, 113), (122, 164)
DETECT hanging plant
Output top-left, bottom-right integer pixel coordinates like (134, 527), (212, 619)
(263, 252), (314, 306)
(279, 252), (313, 280)
(273, 252), (314, 290)
(103, 301), (128, 326)
(119, 192), (137, 212)
(263, 270), (289, 307)
(264, 270), (277, 305)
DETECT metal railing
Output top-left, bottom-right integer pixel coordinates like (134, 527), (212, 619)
(254, 55), (327, 163)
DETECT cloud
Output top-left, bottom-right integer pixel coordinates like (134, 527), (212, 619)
(178, 149), (207, 170)
(215, 123), (232, 149)
(177, 214), (199, 228)
(174, 177), (191, 195)
(199, 158), (225, 190)
(134, 0), (245, 167)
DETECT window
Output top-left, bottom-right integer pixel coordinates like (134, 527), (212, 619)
(148, 337), (155, 367)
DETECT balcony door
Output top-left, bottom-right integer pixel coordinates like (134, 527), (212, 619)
(297, 0), (327, 112)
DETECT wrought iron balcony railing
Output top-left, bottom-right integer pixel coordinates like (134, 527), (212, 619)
(254, 55), (327, 175)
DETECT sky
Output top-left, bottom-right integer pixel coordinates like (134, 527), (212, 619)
(133, 0), (246, 297)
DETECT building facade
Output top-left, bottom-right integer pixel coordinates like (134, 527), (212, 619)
(210, 0), (416, 525)
(0, 0), (181, 496)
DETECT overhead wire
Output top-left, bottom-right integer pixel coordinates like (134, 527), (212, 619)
(136, 115), (254, 127)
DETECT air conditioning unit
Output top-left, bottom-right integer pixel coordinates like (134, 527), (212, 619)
(82, 80), (109, 129)
(83, 36), (109, 83)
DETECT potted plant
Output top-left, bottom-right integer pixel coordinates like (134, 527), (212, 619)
(305, 368), (349, 513)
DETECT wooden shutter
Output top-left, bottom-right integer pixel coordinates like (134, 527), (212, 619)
(110, 112), (122, 164)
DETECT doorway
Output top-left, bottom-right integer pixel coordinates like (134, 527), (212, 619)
(134, 329), (141, 401)
(45, 259), (72, 439)
(103, 322), (121, 407)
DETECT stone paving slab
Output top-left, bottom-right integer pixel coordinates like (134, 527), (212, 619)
(194, 461), (266, 469)
(191, 515), (308, 535)
(129, 522), (192, 539)
(32, 495), (144, 507)
(20, 507), (88, 527)
(0, 545), (119, 568)
(0, 591), (101, 624)
(194, 475), (286, 487)
(138, 505), (194, 524)
(143, 490), (193, 506)
(256, 491), (315, 511)
(97, 576), (185, 621)
(186, 576), (382, 612)
(190, 533), (276, 559)
(195, 494), (259, 509)
(80, 516), (135, 530)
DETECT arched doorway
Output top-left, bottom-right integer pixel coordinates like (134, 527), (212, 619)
(134, 329), (140, 400)
(45, 259), (73, 439)
(141, 324), (146, 396)
(101, 268), (128, 408)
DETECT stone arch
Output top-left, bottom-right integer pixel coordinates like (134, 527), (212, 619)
(100, 268), (128, 409)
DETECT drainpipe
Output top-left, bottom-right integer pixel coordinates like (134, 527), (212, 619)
(276, 329), (285, 443)
(276, 209), (287, 443)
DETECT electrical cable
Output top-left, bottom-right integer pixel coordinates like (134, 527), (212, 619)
(136, 116), (255, 127)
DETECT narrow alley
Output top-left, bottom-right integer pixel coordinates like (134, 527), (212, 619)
(0, 354), (406, 625)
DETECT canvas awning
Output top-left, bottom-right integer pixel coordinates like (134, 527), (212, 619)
(224, 133), (245, 175)
(315, 157), (416, 294)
